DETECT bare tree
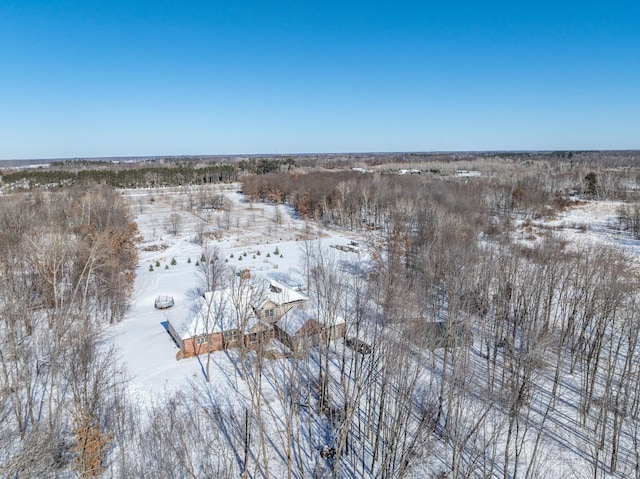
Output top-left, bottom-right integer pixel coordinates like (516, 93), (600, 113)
(167, 212), (182, 236)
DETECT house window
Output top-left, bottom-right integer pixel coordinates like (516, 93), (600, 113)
(266, 308), (275, 318)
(223, 330), (239, 343)
(197, 336), (208, 345)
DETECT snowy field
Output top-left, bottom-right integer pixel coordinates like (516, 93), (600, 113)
(111, 184), (368, 404)
(518, 198), (640, 256)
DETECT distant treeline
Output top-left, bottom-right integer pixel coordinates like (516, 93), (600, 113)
(0, 157), (300, 190)
(238, 157), (295, 174)
(1, 164), (238, 189)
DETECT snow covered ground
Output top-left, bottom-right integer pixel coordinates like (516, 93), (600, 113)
(108, 187), (640, 477)
(517, 198), (640, 258)
(114, 189), (640, 406)
(110, 184), (368, 405)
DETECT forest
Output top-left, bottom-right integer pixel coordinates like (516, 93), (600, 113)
(3, 153), (640, 478)
(0, 163), (238, 190)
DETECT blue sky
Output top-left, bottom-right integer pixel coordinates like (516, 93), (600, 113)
(1, 1), (638, 159)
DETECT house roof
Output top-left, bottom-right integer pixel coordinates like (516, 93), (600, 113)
(169, 288), (259, 340)
(276, 308), (344, 336)
(166, 279), (307, 340)
(276, 309), (318, 336)
(256, 279), (307, 309)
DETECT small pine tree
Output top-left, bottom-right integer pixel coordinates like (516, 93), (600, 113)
(195, 260), (199, 266)
(238, 256), (243, 261)
(170, 257), (177, 265)
(149, 264), (154, 271)
(266, 253), (270, 258)
(274, 246), (280, 255)
(165, 265), (169, 269)
(230, 253), (234, 258)
(280, 254), (283, 258)
(252, 255), (256, 259)
(256, 250), (261, 256)
(155, 260), (160, 267)
(201, 253), (206, 262)
(187, 257), (191, 263)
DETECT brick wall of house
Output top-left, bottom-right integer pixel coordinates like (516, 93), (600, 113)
(183, 332), (224, 357)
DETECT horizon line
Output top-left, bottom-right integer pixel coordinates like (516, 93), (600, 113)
(3, 148), (640, 163)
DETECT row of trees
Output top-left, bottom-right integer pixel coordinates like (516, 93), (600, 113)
(241, 159), (640, 223)
(238, 157), (296, 174)
(1, 164), (238, 190)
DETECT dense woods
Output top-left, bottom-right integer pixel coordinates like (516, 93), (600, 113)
(4, 153), (640, 477)
(238, 159), (640, 477)
(1, 164), (238, 190)
(240, 161), (640, 226)
(0, 185), (139, 476)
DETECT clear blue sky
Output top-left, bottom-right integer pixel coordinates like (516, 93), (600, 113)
(1, 1), (639, 159)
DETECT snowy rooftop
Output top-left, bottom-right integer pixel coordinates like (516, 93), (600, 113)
(276, 308), (315, 336)
(258, 278), (307, 308)
(167, 278), (305, 340)
(276, 307), (345, 336)
(168, 289), (259, 339)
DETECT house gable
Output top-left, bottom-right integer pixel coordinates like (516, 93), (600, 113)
(255, 300), (279, 320)
(273, 308), (343, 352)
(254, 279), (307, 322)
(294, 319), (323, 337)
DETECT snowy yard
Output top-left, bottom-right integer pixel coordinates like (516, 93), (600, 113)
(112, 184), (368, 403)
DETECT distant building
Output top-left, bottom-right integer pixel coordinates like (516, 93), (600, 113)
(456, 170), (481, 178)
